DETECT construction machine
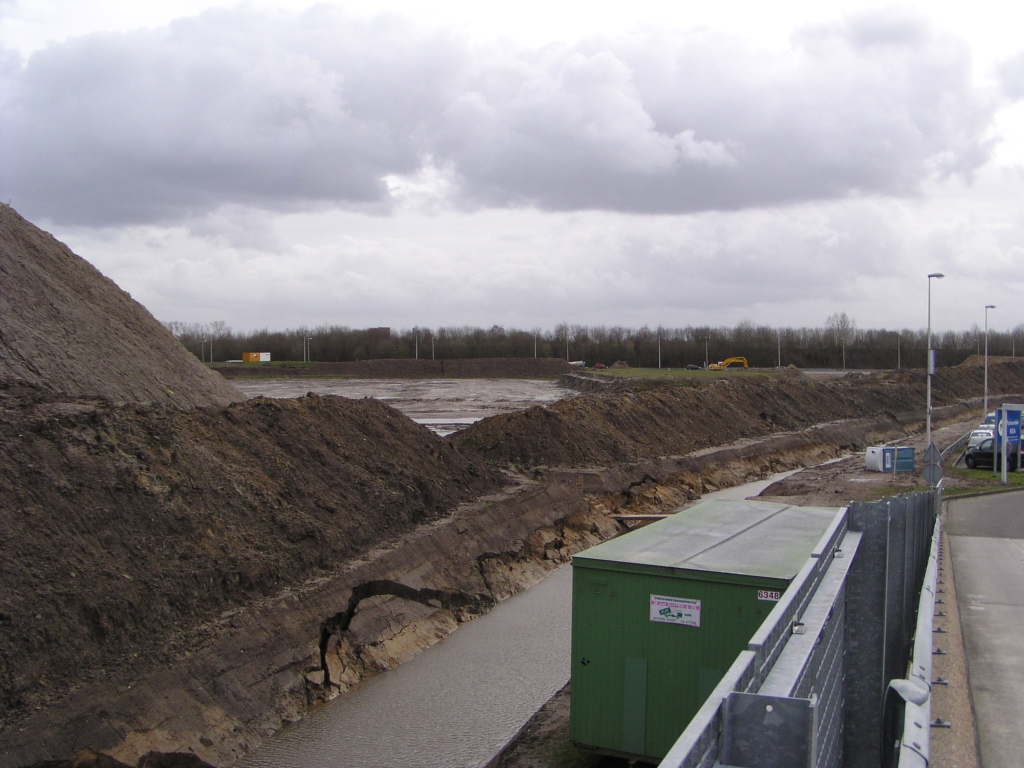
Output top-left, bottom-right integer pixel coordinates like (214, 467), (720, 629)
(707, 357), (749, 371)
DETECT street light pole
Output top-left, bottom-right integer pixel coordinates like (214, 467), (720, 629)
(926, 273), (944, 448)
(777, 329), (781, 368)
(985, 305), (995, 415)
(705, 334), (709, 369)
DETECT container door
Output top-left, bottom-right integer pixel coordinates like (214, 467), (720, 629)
(570, 570), (624, 751)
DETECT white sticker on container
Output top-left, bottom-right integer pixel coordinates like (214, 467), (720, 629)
(649, 595), (701, 627)
(758, 590), (781, 602)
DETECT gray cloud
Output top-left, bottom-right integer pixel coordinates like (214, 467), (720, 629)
(0, 6), (997, 224)
(997, 49), (1024, 100)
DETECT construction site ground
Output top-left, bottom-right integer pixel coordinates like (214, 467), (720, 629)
(4, 207), (1015, 768)
(494, 413), (988, 768)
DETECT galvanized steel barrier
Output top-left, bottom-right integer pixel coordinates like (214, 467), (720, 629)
(657, 487), (942, 768)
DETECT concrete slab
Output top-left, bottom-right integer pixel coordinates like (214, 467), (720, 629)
(949, 489), (1024, 767)
(240, 567), (574, 768)
(946, 491), (1024, 539)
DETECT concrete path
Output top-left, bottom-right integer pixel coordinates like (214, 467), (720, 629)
(947, 490), (1024, 767)
(240, 566), (574, 768)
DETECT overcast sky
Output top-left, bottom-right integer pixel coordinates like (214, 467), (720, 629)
(3, 1), (1024, 333)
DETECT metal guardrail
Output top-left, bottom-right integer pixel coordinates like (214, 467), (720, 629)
(657, 488), (941, 768)
(891, 517), (942, 768)
(941, 429), (973, 461)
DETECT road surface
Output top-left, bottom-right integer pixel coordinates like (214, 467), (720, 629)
(947, 490), (1024, 767)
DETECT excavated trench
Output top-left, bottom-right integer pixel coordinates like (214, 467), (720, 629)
(3, 399), (992, 768)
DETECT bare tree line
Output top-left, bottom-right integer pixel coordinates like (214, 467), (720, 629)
(164, 316), (1024, 370)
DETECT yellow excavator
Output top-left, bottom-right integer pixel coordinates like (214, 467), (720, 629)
(708, 356), (749, 371)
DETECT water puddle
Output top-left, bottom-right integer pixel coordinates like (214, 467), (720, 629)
(232, 378), (572, 435)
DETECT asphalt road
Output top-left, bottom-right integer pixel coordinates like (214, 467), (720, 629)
(947, 490), (1024, 767)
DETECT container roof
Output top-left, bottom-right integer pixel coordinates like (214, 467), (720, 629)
(574, 499), (842, 581)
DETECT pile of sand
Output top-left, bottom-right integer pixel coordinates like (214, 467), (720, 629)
(0, 205), (242, 408)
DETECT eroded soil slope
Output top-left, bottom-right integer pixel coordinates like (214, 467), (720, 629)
(453, 363), (1024, 468)
(0, 205), (242, 408)
(0, 385), (501, 729)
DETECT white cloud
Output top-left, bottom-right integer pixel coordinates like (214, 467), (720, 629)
(0, 6), (998, 224)
(49, 164), (1024, 334)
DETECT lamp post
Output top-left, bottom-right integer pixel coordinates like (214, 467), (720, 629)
(704, 333), (709, 370)
(985, 305), (995, 415)
(201, 339), (207, 363)
(414, 327), (419, 360)
(658, 330), (662, 370)
(926, 273), (944, 448)
(777, 329), (781, 369)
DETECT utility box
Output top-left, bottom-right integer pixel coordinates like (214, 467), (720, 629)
(892, 446), (915, 472)
(242, 352), (271, 363)
(569, 498), (842, 763)
(865, 446), (915, 472)
(865, 446), (886, 471)
(864, 448), (913, 473)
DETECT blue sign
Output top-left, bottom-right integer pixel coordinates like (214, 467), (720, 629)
(996, 409), (1021, 446)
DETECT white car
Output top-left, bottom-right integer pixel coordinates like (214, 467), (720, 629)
(968, 427), (994, 448)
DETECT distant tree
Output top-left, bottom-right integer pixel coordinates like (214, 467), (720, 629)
(825, 312), (856, 346)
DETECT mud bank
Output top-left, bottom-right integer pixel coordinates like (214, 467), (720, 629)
(216, 358), (573, 380)
(454, 362), (1024, 469)
(1, 396), (991, 768)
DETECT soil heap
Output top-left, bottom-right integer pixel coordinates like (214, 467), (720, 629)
(0, 205), (242, 408)
(452, 363), (1024, 469)
(0, 388), (502, 733)
(0, 210), (503, 748)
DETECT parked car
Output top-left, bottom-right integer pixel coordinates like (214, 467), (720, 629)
(964, 437), (1019, 470)
(685, 364), (701, 370)
(967, 427), (994, 448)
(593, 363), (608, 369)
(983, 412), (997, 425)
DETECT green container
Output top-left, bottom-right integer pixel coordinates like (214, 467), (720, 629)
(569, 498), (841, 762)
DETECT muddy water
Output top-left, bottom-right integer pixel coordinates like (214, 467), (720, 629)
(239, 469), (803, 768)
(232, 378), (571, 435)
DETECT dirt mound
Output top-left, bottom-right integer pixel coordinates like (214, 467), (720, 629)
(217, 358), (573, 379)
(20, 748), (214, 768)
(452, 361), (1024, 469)
(957, 354), (1018, 367)
(0, 206), (242, 408)
(0, 385), (501, 730)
